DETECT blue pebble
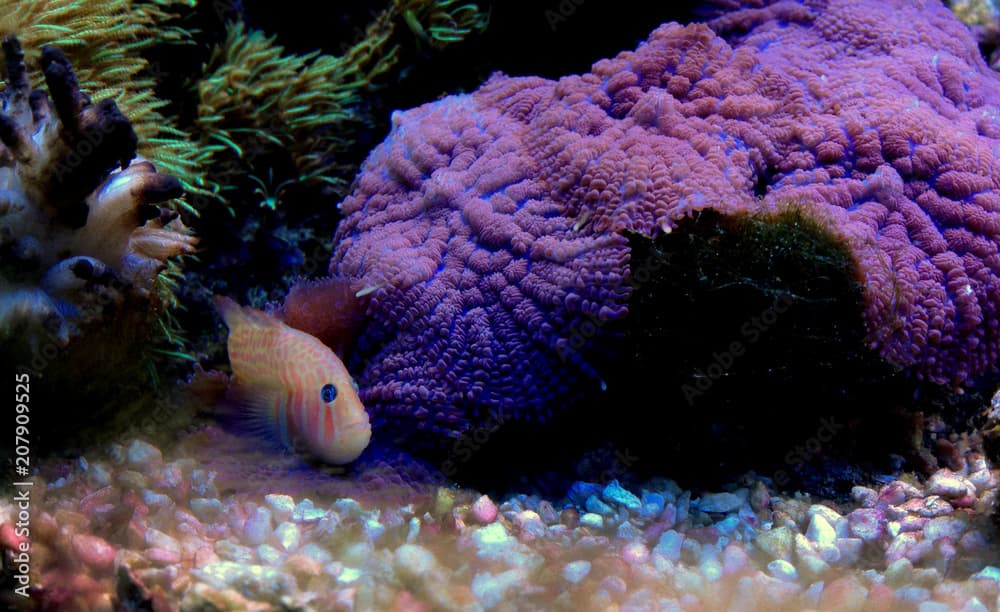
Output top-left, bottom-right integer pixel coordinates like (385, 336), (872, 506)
(567, 482), (603, 507)
(639, 492), (665, 519)
(716, 515), (740, 535)
(972, 565), (1000, 586)
(585, 495), (614, 516)
(602, 480), (641, 512)
(653, 530), (684, 562)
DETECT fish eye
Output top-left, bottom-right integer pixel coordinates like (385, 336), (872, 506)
(350, 378), (359, 392)
(321, 383), (337, 403)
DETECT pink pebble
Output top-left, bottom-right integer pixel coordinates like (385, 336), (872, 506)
(71, 533), (117, 573)
(146, 546), (182, 566)
(471, 495), (498, 524)
(621, 542), (649, 564)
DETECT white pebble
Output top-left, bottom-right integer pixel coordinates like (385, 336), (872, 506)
(292, 499), (326, 522)
(472, 569), (526, 609)
(189, 498), (223, 523)
(394, 544), (438, 581)
(579, 513), (604, 529)
(563, 560), (591, 584)
(244, 506), (273, 546)
(264, 494), (294, 523)
(144, 528), (180, 554)
(622, 542), (649, 564)
(767, 559), (798, 582)
(274, 522), (300, 552)
(806, 514), (836, 547)
(337, 567), (362, 585)
(256, 544), (283, 566)
(126, 440), (163, 470)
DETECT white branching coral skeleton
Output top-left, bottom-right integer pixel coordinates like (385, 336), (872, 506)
(0, 35), (196, 351)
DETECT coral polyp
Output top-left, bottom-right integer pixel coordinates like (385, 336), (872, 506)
(0, 35), (194, 346)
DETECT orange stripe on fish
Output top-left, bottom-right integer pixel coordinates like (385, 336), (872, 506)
(213, 295), (371, 464)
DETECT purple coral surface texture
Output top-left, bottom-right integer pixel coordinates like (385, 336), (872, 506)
(328, 0), (1000, 441)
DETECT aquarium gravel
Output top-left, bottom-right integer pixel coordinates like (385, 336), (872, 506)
(3, 427), (999, 611)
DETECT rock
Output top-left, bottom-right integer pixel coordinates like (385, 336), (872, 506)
(622, 541), (649, 564)
(145, 528), (180, 554)
(189, 498), (223, 523)
(472, 569), (525, 609)
(750, 481), (771, 514)
(895, 586), (931, 605)
(126, 440), (163, 471)
(653, 530), (684, 562)
(256, 544), (283, 566)
(818, 575), (868, 611)
(563, 560), (591, 584)
(471, 495), (498, 524)
(567, 482), (603, 507)
(806, 513), (837, 546)
(767, 559), (798, 582)
(851, 486), (877, 507)
(835, 538), (864, 566)
(923, 515), (967, 541)
(847, 508), (883, 541)
(146, 547), (181, 566)
(514, 510), (546, 540)
(603, 481), (641, 512)
(585, 495), (614, 516)
(640, 492), (666, 520)
(71, 533), (116, 572)
(698, 492), (743, 514)
(333, 498), (363, 520)
(292, 499), (326, 523)
(580, 513), (604, 529)
(192, 562), (295, 604)
(394, 544), (439, 582)
(971, 565), (1000, 587)
(926, 471), (973, 499)
(264, 494), (294, 524)
(885, 558), (914, 586)
(969, 470), (997, 492)
(755, 526), (794, 562)
(699, 557), (723, 582)
(215, 539), (255, 564)
(274, 522), (300, 552)
(243, 506), (273, 546)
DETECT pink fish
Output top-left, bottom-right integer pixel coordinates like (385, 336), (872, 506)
(213, 295), (371, 464)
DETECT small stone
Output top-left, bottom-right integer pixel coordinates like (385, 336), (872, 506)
(969, 469), (997, 492)
(698, 492), (743, 513)
(851, 486), (877, 507)
(514, 510), (546, 540)
(284, 553), (323, 580)
(292, 499), (326, 523)
(767, 559), (798, 582)
(835, 538), (863, 566)
(274, 522), (300, 552)
(86, 462), (112, 487)
(145, 528), (180, 554)
(750, 481), (771, 514)
(562, 560), (591, 584)
(923, 515), (967, 541)
(126, 440), (163, 470)
(472, 569), (525, 609)
(394, 544), (438, 581)
(755, 526), (794, 562)
(602, 480), (641, 512)
(471, 495), (498, 524)
(926, 471), (973, 499)
(895, 586), (931, 605)
(586, 495), (614, 516)
(847, 508), (883, 541)
(722, 544), (749, 576)
(333, 498), (362, 520)
(640, 492), (666, 520)
(567, 481), (603, 506)
(653, 530), (684, 562)
(918, 603), (951, 612)
(243, 506), (273, 546)
(337, 567), (363, 585)
(142, 490), (173, 509)
(616, 520), (643, 540)
(71, 534), (116, 572)
(146, 547), (181, 566)
(406, 517), (421, 543)
(806, 513), (837, 546)
(433, 488), (455, 517)
(362, 515), (385, 543)
(256, 544), (283, 566)
(622, 541), (649, 564)
(190, 498), (223, 523)
(215, 540), (255, 564)
(962, 598), (990, 612)
(819, 575), (868, 611)
(192, 562), (295, 604)
(264, 494), (294, 523)
(117, 470), (148, 491)
(971, 565), (1000, 586)
(580, 513), (604, 529)
(885, 558), (914, 586)
(700, 557), (723, 582)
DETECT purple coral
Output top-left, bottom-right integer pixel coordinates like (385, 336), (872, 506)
(324, 0), (1000, 439)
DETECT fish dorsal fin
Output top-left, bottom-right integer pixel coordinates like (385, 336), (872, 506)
(213, 295), (284, 331)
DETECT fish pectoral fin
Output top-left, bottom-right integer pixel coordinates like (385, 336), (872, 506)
(223, 380), (285, 442)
